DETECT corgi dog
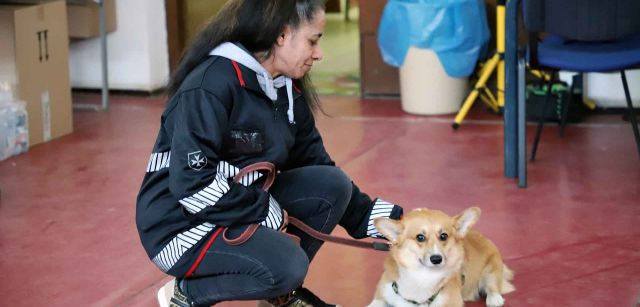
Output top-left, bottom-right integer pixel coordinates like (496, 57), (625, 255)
(367, 207), (514, 307)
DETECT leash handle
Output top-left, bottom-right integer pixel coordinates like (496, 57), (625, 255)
(288, 216), (390, 251)
(233, 161), (276, 191)
(222, 224), (259, 245)
(224, 162), (276, 246)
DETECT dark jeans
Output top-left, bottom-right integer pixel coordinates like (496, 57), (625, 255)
(183, 165), (352, 305)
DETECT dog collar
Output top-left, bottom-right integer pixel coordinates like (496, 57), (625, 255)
(391, 281), (440, 306)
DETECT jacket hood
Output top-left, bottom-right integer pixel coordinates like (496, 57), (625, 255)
(209, 42), (296, 124)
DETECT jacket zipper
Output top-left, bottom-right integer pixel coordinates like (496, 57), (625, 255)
(274, 103), (278, 120)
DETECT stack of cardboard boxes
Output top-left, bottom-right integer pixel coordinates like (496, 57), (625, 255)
(0, 0), (72, 147)
(66, 0), (116, 39)
(0, 0), (116, 148)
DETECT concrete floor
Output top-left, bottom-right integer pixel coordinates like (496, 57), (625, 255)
(0, 92), (638, 306)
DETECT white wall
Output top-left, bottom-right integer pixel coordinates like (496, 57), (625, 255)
(585, 71), (640, 108)
(64, 1), (640, 103)
(68, 0), (169, 92)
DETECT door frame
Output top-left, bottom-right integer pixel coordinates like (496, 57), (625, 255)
(165, 0), (186, 73)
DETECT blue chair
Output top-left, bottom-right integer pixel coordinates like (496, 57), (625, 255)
(520, 0), (640, 162)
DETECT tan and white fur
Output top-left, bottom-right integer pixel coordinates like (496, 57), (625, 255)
(367, 207), (514, 307)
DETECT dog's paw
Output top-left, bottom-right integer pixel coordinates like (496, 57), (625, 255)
(486, 293), (505, 307)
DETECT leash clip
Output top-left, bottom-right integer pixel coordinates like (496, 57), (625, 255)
(372, 242), (391, 252)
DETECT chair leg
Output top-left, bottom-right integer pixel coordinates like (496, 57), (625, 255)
(517, 56), (527, 187)
(530, 78), (554, 161)
(621, 71), (640, 158)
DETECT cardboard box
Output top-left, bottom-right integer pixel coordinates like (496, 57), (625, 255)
(66, 0), (116, 39)
(0, 0), (73, 146)
(360, 34), (400, 97)
(0, 0), (117, 39)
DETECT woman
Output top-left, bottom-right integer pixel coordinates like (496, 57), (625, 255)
(136, 0), (403, 306)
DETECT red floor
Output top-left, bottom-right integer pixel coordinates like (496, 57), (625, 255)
(0, 93), (638, 307)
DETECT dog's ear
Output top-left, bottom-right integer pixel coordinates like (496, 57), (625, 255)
(453, 207), (481, 237)
(374, 217), (403, 242)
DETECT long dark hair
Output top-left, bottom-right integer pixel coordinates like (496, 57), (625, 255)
(167, 0), (326, 111)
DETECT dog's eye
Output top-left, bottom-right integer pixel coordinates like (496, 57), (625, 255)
(416, 234), (426, 242)
(439, 233), (448, 241)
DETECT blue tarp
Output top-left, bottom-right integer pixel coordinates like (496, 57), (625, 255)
(378, 0), (490, 77)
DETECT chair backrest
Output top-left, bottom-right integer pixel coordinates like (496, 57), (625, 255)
(523, 0), (640, 41)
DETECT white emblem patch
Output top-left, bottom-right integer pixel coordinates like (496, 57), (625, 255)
(187, 151), (207, 171)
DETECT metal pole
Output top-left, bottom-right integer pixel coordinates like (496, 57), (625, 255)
(99, 0), (109, 111)
(504, 0), (520, 178)
(73, 0), (109, 112)
(517, 55), (527, 187)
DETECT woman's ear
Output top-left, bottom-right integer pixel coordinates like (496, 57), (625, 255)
(276, 27), (290, 46)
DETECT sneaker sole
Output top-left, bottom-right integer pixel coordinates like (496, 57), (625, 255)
(157, 286), (169, 307)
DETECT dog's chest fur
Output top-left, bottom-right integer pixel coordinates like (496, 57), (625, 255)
(381, 267), (451, 307)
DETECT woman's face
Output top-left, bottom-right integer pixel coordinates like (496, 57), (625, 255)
(270, 10), (326, 79)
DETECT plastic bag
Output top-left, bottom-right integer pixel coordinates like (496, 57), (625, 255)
(378, 0), (490, 77)
(0, 82), (29, 161)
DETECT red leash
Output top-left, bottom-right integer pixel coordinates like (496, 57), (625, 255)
(225, 162), (390, 251)
(287, 216), (391, 251)
(185, 162), (389, 279)
(221, 162), (278, 245)
(184, 162), (276, 278)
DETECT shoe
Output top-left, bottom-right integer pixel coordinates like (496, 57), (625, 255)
(157, 278), (193, 307)
(264, 287), (341, 307)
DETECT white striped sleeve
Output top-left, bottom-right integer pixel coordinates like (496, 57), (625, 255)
(367, 198), (395, 238)
(151, 222), (215, 272)
(177, 161), (265, 214)
(178, 171), (230, 214)
(154, 161), (278, 272)
(146, 151), (171, 173)
(259, 195), (284, 230)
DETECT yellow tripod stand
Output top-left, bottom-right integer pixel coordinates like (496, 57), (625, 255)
(452, 0), (506, 129)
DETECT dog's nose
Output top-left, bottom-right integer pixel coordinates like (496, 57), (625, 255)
(430, 255), (443, 265)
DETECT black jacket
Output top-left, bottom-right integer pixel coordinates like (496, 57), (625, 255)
(136, 55), (402, 276)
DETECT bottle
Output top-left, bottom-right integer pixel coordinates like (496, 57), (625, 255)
(11, 100), (28, 156)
